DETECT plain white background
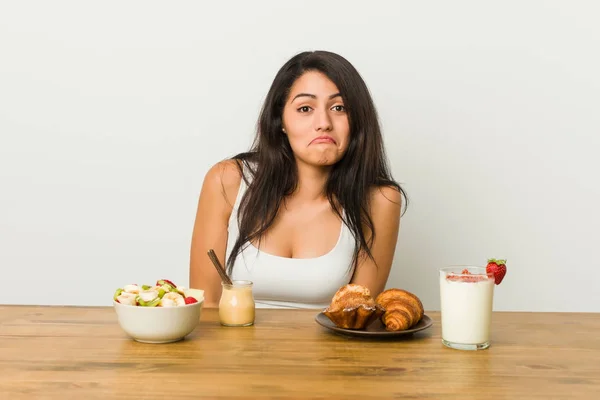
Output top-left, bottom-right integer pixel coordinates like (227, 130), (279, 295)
(1, 1), (598, 312)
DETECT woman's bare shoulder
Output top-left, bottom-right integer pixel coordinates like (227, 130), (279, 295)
(369, 184), (403, 210)
(203, 159), (243, 208)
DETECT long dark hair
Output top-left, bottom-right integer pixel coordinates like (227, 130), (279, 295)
(226, 50), (407, 273)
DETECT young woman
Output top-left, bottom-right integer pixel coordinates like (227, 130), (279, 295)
(189, 50), (406, 308)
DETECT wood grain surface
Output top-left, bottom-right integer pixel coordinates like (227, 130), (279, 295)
(0, 306), (598, 399)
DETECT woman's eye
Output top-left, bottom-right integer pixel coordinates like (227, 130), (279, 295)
(332, 105), (346, 112)
(297, 106), (312, 113)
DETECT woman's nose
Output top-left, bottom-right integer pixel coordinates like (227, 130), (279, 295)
(313, 108), (333, 132)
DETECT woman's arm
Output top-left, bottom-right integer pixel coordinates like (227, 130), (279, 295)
(350, 185), (402, 297)
(189, 160), (241, 307)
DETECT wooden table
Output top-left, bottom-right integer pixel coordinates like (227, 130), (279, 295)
(0, 306), (598, 399)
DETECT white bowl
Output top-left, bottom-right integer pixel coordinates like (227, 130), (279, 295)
(113, 299), (203, 343)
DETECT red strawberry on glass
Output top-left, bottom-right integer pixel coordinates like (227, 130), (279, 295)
(486, 258), (507, 285)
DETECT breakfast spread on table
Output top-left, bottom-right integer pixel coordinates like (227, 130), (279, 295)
(113, 279), (203, 307)
(110, 258), (507, 346)
(322, 283), (425, 331)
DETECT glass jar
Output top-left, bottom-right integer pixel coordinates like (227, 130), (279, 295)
(218, 280), (255, 327)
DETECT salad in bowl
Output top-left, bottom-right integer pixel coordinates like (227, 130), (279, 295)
(113, 278), (204, 343)
(113, 278), (203, 307)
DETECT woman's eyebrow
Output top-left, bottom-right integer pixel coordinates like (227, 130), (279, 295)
(291, 92), (342, 102)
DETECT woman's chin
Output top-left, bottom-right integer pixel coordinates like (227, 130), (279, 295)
(295, 151), (344, 168)
(306, 157), (339, 168)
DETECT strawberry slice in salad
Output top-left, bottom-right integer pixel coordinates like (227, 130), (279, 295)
(184, 297), (198, 305)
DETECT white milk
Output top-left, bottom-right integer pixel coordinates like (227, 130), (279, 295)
(440, 271), (494, 345)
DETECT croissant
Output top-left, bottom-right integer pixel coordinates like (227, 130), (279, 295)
(323, 284), (384, 330)
(375, 289), (424, 331)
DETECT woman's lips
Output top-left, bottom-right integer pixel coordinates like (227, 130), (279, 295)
(310, 135), (336, 145)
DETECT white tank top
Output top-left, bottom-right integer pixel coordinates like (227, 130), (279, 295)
(225, 166), (356, 309)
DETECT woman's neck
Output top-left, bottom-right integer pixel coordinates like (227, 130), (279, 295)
(292, 161), (331, 203)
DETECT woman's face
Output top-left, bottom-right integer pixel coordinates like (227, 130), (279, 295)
(281, 71), (350, 168)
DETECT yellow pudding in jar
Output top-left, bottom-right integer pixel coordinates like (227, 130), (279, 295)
(219, 280), (255, 327)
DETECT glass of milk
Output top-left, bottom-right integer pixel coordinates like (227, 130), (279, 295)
(439, 266), (495, 350)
